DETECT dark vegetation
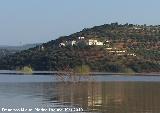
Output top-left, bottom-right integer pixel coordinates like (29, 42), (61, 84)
(0, 23), (159, 73)
(0, 49), (17, 58)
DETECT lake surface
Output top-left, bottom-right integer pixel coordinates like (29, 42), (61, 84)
(0, 74), (160, 113)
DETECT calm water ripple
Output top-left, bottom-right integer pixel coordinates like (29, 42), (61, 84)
(0, 74), (160, 113)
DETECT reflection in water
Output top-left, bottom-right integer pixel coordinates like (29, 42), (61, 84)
(44, 82), (160, 113)
(0, 82), (160, 113)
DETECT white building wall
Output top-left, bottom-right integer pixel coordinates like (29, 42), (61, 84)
(78, 37), (85, 39)
(88, 39), (97, 45)
(59, 43), (66, 47)
(96, 42), (103, 45)
(71, 40), (76, 45)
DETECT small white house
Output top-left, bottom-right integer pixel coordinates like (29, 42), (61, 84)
(59, 43), (66, 47)
(88, 39), (97, 45)
(96, 41), (103, 46)
(71, 40), (76, 45)
(105, 40), (110, 43)
(127, 53), (136, 56)
(42, 46), (44, 49)
(88, 39), (103, 46)
(40, 45), (44, 51)
(78, 37), (85, 40)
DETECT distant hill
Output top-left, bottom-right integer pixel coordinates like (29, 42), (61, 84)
(0, 43), (41, 51)
(0, 43), (40, 58)
(0, 23), (159, 73)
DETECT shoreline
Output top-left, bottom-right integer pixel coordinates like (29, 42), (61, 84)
(0, 70), (160, 76)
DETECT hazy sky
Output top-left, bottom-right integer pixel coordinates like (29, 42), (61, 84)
(0, 0), (160, 45)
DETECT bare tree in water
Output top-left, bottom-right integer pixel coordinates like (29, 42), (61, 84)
(56, 65), (94, 82)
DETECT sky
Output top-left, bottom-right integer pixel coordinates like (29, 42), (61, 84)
(0, 0), (160, 46)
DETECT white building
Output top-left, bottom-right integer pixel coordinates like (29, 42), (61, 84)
(71, 40), (76, 45)
(96, 41), (103, 45)
(88, 39), (103, 46)
(78, 37), (85, 40)
(105, 40), (110, 43)
(127, 53), (136, 56)
(88, 39), (97, 45)
(39, 45), (44, 51)
(59, 43), (66, 47)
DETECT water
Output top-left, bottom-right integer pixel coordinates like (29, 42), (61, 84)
(0, 74), (160, 113)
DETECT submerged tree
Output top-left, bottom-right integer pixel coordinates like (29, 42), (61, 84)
(56, 64), (93, 82)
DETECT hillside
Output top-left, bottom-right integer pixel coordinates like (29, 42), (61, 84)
(0, 23), (159, 73)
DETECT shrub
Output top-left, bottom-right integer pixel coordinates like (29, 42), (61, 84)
(74, 65), (91, 75)
(21, 66), (33, 74)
